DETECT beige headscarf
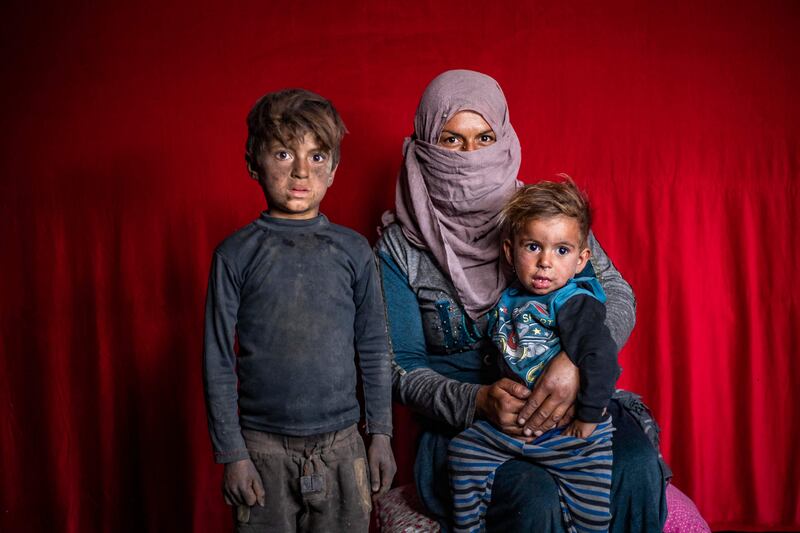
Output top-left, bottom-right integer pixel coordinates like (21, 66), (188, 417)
(391, 69), (522, 319)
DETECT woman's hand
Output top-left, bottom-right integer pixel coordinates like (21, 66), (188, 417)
(476, 378), (533, 439)
(517, 351), (579, 437)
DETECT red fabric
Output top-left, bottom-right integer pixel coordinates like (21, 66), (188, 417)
(1, 1), (798, 531)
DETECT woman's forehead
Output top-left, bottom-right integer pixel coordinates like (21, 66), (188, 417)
(441, 110), (493, 132)
(419, 90), (505, 136)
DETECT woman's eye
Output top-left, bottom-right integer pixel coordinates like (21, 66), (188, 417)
(438, 134), (460, 146)
(480, 134), (495, 143)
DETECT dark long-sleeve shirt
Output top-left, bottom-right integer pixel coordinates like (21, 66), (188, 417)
(203, 213), (392, 464)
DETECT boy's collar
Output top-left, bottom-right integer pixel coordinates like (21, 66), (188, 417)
(258, 212), (328, 227)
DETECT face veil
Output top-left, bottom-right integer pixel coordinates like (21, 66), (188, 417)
(393, 69), (522, 319)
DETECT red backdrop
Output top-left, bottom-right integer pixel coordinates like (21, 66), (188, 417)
(1, 1), (798, 531)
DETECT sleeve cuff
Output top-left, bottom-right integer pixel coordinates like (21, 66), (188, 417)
(576, 405), (608, 423)
(366, 422), (393, 437)
(213, 448), (251, 464)
(464, 382), (482, 427)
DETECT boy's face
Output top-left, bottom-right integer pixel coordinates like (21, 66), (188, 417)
(503, 216), (590, 295)
(252, 132), (337, 220)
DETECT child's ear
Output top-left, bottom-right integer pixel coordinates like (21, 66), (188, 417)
(246, 161), (261, 181)
(327, 163), (338, 185)
(502, 238), (514, 267)
(575, 247), (591, 273)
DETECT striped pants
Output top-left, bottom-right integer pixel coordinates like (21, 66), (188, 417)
(448, 418), (614, 533)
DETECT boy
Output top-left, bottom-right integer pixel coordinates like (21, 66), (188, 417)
(449, 179), (618, 533)
(203, 88), (395, 532)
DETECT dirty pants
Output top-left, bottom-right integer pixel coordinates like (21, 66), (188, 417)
(236, 424), (372, 533)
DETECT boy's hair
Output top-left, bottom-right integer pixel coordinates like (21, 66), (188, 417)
(245, 88), (347, 175)
(501, 175), (592, 245)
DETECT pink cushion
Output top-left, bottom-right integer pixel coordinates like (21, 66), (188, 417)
(375, 484), (440, 532)
(663, 484), (711, 532)
(375, 483), (709, 532)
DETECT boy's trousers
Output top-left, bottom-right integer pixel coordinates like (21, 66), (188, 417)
(236, 424), (372, 533)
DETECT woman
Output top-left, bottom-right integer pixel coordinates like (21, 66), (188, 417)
(376, 70), (667, 531)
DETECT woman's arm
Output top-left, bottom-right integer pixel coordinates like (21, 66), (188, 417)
(379, 249), (482, 430)
(380, 249), (536, 437)
(587, 231), (636, 350)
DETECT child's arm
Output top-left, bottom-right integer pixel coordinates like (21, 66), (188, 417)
(353, 253), (395, 493)
(203, 251), (264, 505)
(557, 294), (619, 430)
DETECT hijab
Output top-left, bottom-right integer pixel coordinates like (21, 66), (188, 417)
(391, 69), (522, 320)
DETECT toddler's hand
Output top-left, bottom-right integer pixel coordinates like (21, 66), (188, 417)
(563, 420), (597, 439)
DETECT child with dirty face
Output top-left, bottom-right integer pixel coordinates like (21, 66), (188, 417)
(448, 179), (619, 533)
(203, 88), (395, 532)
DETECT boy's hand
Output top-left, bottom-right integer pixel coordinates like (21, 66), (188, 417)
(562, 420), (597, 439)
(222, 458), (265, 507)
(367, 434), (396, 498)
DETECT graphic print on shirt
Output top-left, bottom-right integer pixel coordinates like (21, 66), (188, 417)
(491, 278), (607, 388)
(492, 298), (560, 386)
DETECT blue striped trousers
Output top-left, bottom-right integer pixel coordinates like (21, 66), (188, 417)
(448, 418), (614, 533)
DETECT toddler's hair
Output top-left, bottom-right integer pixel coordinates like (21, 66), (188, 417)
(245, 88), (347, 175)
(501, 175), (592, 245)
